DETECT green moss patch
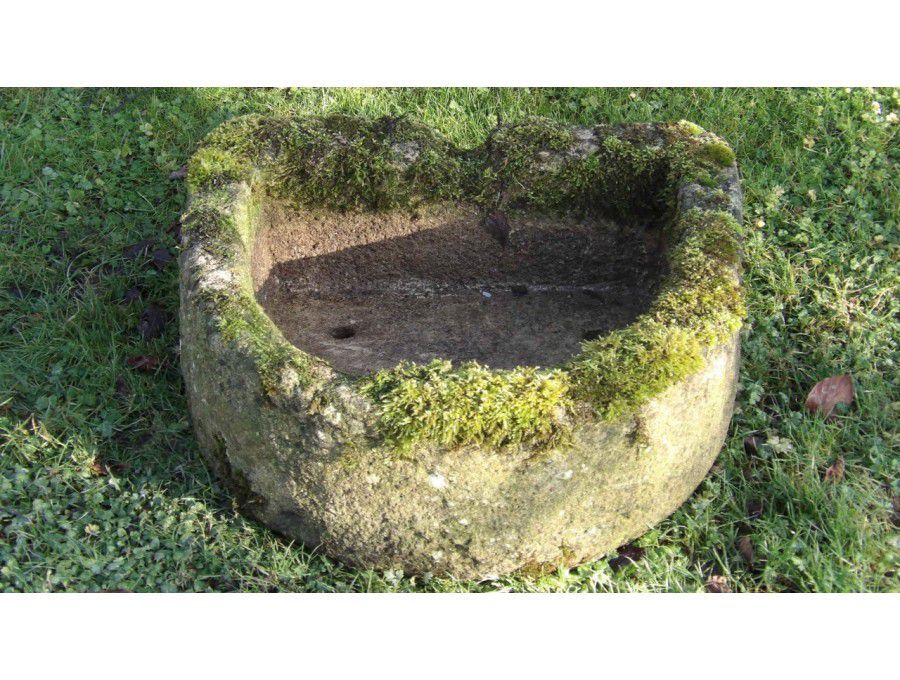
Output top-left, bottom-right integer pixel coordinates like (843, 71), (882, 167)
(699, 140), (737, 167)
(190, 113), (468, 211)
(362, 360), (573, 450)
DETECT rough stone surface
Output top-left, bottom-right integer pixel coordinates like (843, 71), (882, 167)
(179, 115), (744, 578)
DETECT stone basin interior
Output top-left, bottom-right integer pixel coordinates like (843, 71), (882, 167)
(251, 201), (668, 376)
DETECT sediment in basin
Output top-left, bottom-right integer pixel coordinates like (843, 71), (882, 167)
(252, 202), (664, 374)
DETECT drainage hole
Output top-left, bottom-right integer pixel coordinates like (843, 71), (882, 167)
(330, 325), (356, 340)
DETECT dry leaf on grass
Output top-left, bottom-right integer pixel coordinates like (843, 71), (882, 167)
(114, 376), (131, 398)
(166, 220), (182, 243)
(743, 434), (764, 456)
(805, 374), (854, 419)
(607, 543), (646, 572)
(823, 456), (845, 483)
(737, 535), (755, 564)
(138, 303), (167, 340)
(746, 499), (764, 520)
(705, 575), (731, 593)
(122, 239), (154, 260)
(150, 248), (174, 271)
(126, 355), (161, 371)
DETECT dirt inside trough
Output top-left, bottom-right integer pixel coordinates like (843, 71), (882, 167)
(251, 202), (666, 376)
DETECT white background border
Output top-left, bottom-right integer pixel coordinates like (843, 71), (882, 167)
(0, 594), (895, 675)
(3, 1), (897, 85)
(1, 1), (895, 674)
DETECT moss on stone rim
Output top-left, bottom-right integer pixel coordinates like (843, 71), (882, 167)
(362, 360), (573, 450)
(183, 114), (744, 452)
(698, 140), (737, 167)
(187, 113), (468, 210)
(570, 208), (744, 418)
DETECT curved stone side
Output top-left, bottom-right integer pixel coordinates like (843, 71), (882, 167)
(184, 331), (736, 578)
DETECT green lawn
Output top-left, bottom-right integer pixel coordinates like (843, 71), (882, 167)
(0, 87), (897, 592)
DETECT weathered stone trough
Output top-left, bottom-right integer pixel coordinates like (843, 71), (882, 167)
(179, 114), (744, 578)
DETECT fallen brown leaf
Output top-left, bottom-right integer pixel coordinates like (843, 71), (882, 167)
(737, 535), (754, 564)
(126, 355), (160, 371)
(110, 461), (131, 474)
(166, 220), (182, 243)
(805, 374), (854, 420)
(90, 460), (108, 476)
(122, 239), (154, 260)
(743, 434), (765, 456)
(150, 248), (174, 271)
(746, 498), (764, 520)
(608, 543), (645, 572)
(114, 376), (132, 398)
(138, 303), (167, 340)
(823, 455), (845, 483)
(705, 575), (731, 593)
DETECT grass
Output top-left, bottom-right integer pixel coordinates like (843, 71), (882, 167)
(0, 87), (897, 592)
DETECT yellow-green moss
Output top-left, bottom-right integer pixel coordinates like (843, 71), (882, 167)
(567, 207), (744, 416)
(699, 140), (737, 167)
(570, 319), (705, 418)
(187, 147), (253, 192)
(181, 191), (245, 255)
(475, 117), (575, 205)
(362, 360), (573, 450)
(476, 121), (677, 223)
(676, 120), (704, 136)
(696, 172), (720, 188)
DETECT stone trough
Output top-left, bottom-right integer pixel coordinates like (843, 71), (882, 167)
(179, 114), (744, 578)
